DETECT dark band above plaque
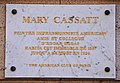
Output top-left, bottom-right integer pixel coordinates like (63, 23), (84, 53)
(5, 4), (115, 78)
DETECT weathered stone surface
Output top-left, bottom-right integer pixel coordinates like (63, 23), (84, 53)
(0, 4), (5, 79)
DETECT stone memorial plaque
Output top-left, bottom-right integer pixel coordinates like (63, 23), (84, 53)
(5, 4), (115, 78)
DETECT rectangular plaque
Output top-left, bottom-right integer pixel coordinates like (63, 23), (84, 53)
(5, 4), (115, 78)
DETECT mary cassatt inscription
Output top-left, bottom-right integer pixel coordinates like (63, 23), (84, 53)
(5, 4), (115, 78)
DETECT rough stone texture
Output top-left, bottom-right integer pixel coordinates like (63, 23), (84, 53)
(1, 0), (120, 4)
(116, 5), (120, 80)
(61, 0), (115, 4)
(3, 0), (60, 4)
(0, 5), (5, 80)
